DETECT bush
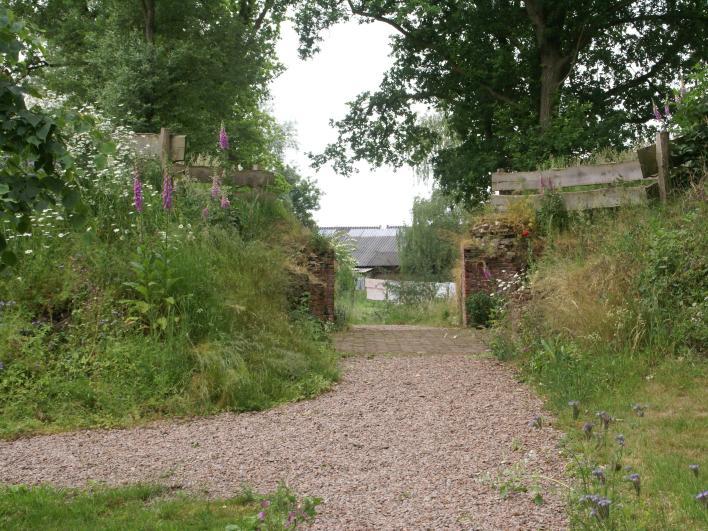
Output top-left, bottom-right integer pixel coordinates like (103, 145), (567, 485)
(465, 291), (497, 327)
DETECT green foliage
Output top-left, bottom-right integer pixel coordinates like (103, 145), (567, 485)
(338, 290), (459, 327)
(0, 483), (320, 530)
(296, 1), (707, 204)
(12, 0), (286, 157)
(465, 292), (496, 328)
(535, 189), (569, 234)
(282, 165), (321, 228)
(0, 7), (85, 267)
(398, 191), (464, 281)
(491, 197), (707, 528)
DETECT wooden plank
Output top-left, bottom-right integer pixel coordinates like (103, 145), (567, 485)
(173, 164), (275, 188)
(170, 135), (186, 162)
(637, 143), (658, 177)
(492, 161), (644, 192)
(656, 131), (670, 203)
(158, 128), (170, 167)
(491, 181), (656, 212)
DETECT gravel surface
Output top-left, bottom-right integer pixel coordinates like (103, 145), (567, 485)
(0, 326), (568, 530)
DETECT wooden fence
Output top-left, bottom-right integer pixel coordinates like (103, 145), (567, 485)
(130, 127), (275, 188)
(491, 132), (671, 211)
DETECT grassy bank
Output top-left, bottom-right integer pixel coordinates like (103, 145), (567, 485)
(0, 483), (319, 530)
(492, 196), (707, 529)
(0, 132), (338, 439)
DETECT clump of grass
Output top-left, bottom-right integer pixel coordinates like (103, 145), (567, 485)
(0, 483), (320, 530)
(492, 195), (707, 528)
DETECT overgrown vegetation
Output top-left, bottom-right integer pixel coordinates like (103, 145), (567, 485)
(339, 290), (459, 327)
(0, 10), (337, 439)
(492, 196), (707, 528)
(0, 483), (320, 530)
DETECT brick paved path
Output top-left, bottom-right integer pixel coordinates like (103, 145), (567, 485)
(334, 324), (488, 355)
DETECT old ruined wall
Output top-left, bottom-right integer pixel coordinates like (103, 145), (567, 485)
(461, 221), (528, 326)
(306, 249), (336, 322)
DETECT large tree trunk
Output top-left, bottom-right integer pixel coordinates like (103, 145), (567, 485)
(538, 49), (565, 130)
(141, 0), (156, 44)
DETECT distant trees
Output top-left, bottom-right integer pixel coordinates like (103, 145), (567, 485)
(294, 0), (708, 205)
(398, 192), (465, 282)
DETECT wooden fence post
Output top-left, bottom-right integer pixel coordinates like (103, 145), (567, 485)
(656, 131), (670, 203)
(158, 127), (171, 169)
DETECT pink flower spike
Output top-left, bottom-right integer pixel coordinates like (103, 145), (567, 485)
(219, 123), (229, 151)
(211, 175), (221, 199)
(133, 171), (143, 213)
(161, 171), (173, 210)
(652, 100), (662, 122)
(220, 194), (230, 209)
(202, 206), (209, 220)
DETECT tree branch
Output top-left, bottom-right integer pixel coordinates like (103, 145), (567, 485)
(346, 1), (411, 37)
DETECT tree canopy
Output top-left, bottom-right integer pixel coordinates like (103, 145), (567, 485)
(294, 0), (708, 204)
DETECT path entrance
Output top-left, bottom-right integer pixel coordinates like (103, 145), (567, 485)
(0, 325), (567, 529)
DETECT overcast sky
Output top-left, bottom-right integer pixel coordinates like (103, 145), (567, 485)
(270, 21), (432, 228)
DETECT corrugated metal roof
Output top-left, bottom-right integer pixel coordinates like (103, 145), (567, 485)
(319, 226), (407, 267)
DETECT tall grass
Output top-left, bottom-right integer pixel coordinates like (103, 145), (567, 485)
(492, 194), (707, 529)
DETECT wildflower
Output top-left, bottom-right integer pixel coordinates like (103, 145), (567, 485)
(615, 434), (625, 447)
(133, 171), (144, 213)
(260, 500), (270, 509)
(652, 100), (662, 122)
(522, 229), (530, 238)
(580, 494), (611, 520)
(257, 511), (265, 521)
(689, 464), (699, 477)
(202, 206), (209, 220)
(583, 422), (594, 439)
(529, 415), (543, 429)
(596, 411), (612, 430)
(162, 171), (173, 210)
(219, 123), (229, 150)
(24, 249), (33, 255)
(211, 175), (221, 199)
(697, 490), (708, 506)
(220, 194), (230, 209)
(568, 400), (580, 419)
(625, 473), (641, 496)
(592, 467), (606, 484)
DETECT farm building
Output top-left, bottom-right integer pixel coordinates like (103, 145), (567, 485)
(319, 225), (406, 278)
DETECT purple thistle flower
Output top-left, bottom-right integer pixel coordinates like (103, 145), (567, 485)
(689, 464), (699, 477)
(652, 100), (662, 122)
(202, 206), (209, 220)
(161, 171), (173, 210)
(583, 422), (594, 439)
(211, 175), (221, 199)
(625, 473), (641, 496)
(219, 123), (229, 151)
(133, 171), (143, 213)
(220, 194), (230, 209)
(696, 490), (708, 506)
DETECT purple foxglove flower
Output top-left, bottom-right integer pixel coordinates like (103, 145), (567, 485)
(133, 172), (143, 213)
(219, 124), (229, 150)
(161, 171), (173, 210)
(202, 206), (209, 220)
(211, 175), (221, 199)
(652, 100), (662, 122)
(220, 194), (230, 209)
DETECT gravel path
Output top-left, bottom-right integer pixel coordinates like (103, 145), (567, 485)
(0, 326), (567, 530)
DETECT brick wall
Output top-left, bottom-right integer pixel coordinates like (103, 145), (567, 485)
(306, 249), (336, 322)
(461, 222), (527, 326)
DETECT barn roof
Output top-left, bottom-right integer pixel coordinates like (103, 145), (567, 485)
(319, 226), (406, 268)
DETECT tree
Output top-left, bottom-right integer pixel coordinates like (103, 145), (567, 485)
(294, 1), (708, 205)
(10, 0), (288, 158)
(283, 165), (321, 228)
(0, 7), (83, 268)
(398, 191), (464, 281)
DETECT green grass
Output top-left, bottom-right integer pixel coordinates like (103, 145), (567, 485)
(0, 164), (339, 439)
(337, 290), (460, 326)
(491, 195), (708, 529)
(0, 483), (319, 530)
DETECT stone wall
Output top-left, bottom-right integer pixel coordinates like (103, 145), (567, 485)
(461, 221), (528, 326)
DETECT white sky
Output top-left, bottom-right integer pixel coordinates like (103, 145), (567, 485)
(270, 21), (432, 227)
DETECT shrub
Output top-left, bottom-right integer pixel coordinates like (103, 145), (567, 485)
(465, 291), (497, 327)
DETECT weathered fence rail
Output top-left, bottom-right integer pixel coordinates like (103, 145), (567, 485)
(491, 132), (671, 212)
(130, 127), (275, 188)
